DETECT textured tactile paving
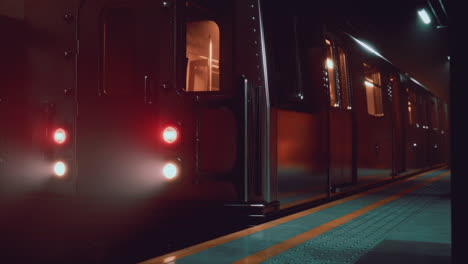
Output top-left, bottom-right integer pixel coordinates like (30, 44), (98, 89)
(262, 174), (450, 264)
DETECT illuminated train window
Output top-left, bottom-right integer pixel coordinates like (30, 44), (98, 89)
(325, 39), (351, 109)
(363, 63), (384, 116)
(325, 39), (338, 107)
(186, 21), (220, 92)
(408, 90), (417, 126)
(338, 47), (351, 109)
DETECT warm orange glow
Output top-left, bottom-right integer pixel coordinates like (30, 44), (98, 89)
(53, 161), (67, 177)
(162, 162), (178, 180)
(53, 128), (67, 144)
(162, 126), (179, 144)
(326, 58), (334, 69)
(164, 256), (176, 262)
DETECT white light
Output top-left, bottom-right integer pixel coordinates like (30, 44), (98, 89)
(418, 9), (431, 24)
(364, 80), (374, 87)
(162, 162), (178, 180)
(353, 38), (380, 57)
(347, 34), (392, 64)
(326, 58), (334, 69)
(53, 161), (67, 177)
(409, 77), (425, 88)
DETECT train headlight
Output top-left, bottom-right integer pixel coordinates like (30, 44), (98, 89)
(53, 128), (68, 145)
(162, 162), (179, 180)
(53, 161), (67, 177)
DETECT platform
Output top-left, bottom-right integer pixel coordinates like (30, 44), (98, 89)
(141, 167), (451, 264)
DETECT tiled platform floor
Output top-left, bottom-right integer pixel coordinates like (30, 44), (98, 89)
(142, 167), (450, 264)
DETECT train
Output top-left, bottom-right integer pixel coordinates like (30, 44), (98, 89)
(1, 0), (448, 218)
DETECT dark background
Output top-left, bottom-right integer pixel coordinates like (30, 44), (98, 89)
(0, 0), (450, 99)
(334, 0), (449, 101)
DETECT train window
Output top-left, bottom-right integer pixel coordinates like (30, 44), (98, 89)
(186, 21), (220, 92)
(337, 47), (351, 109)
(363, 63), (384, 116)
(182, 0), (233, 93)
(101, 8), (136, 96)
(419, 96), (427, 127)
(407, 91), (417, 126)
(430, 98), (439, 130)
(443, 102), (448, 130)
(325, 39), (338, 107)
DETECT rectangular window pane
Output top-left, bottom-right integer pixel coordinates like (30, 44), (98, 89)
(102, 8), (136, 96)
(363, 63), (383, 116)
(338, 47), (351, 109)
(419, 96), (426, 127)
(186, 21), (220, 92)
(431, 98), (439, 130)
(325, 39), (338, 107)
(407, 89), (419, 126)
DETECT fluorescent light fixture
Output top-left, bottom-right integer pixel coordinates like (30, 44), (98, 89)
(447, 56), (450, 61)
(418, 9), (431, 24)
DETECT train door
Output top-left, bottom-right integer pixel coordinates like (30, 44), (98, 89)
(325, 39), (354, 190)
(404, 83), (419, 172)
(77, 0), (165, 198)
(419, 93), (430, 169)
(354, 60), (393, 183)
(173, 0), (277, 210)
(168, 0), (242, 203)
(428, 96), (440, 166)
(390, 74), (405, 174)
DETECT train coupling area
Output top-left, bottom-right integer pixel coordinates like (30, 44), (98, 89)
(141, 167), (450, 264)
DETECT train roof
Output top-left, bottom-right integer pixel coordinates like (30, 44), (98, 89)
(344, 32), (432, 95)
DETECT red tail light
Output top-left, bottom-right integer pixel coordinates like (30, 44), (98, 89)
(53, 128), (68, 145)
(162, 126), (179, 144)
(53, 161), (67, 177)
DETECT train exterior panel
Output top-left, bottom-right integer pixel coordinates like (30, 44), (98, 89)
(0, 0), (449, 216)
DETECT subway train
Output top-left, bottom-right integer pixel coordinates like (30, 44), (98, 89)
(0, 0), (448, 218)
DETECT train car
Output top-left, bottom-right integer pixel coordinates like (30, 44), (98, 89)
(260, 0), (449, 209)
(0, 0), (448, 220)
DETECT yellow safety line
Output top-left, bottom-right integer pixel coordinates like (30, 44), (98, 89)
(233, 170), (450, 264)
(140, 166), (446, 264)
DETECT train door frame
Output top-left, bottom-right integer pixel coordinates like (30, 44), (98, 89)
(324, 32), (354, 192)
(351, 49), (394, 183)
(391, 73), (406, 175)
(403, 78), (420, 172)
(173, 0), (279, 213)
